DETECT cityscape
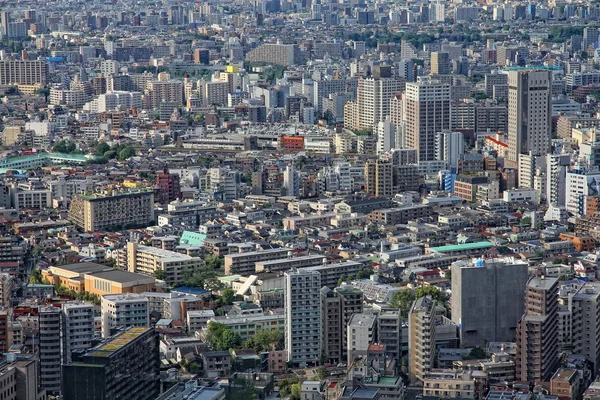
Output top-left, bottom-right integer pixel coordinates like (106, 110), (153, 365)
(1, 0), (600, 399)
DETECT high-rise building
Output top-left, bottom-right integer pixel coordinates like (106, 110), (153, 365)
(68, 190), (154, 232)
(101, 293), (149, 337)
(507, 69), (551, 165)
(285, 268), (322, 367)
(364, 160), (393, 197)
(451, 257), (529, 347)
(62, 327), (160, 400)
(61, 302), (94, 364)
(404, 77), (451, 161)
(0, 60), (48, 85)
(431, 52), (450, 75)
(409, 296), (445, 382)
(320, 286), (363, 364)
(376, 120), (395, 155)
(515, 275), (559, 382)
(377, 309), (403, 364)
(356, 75), (404, 130)
(347, 313), (377, 365)
(39, 306), (62, 394)
(435, 131), (465, 170)
(155, 169), (181, 205)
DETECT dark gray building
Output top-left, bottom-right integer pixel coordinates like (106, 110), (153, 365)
(451, 257), (529, 347)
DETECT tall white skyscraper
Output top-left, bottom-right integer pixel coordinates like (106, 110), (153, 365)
(435, 131), (465, 170)
(507, 69), (551, 166)
(283, 165), (300, 196)
(404, 77), (451, 161)
(356, 76), (404, 130)
(285, 268), (322, 367)
(376, 120), (395, 155)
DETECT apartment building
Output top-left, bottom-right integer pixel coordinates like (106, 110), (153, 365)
(303, 261), (364, 288)
(207, 313), (285, 341)
(320, 286), (363, 364)
(39, 306), (61, 394)
(367, 205), (432, 225)
(101, 293), (149, 337)
(126, 242), (204, 284)
(0, 60), (48, 85)
(68, 190), (154, 232)
(347, 313), (377, 365)
(285, 269), (322, 367)
(61, 302), (94, 364)
(516, 275), (559, 382)
(224, 248), (291, 275)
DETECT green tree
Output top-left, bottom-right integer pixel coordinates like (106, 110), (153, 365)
(390, 290), (416, 316)
(118, 146), (136, 160)
(316, 366), (329, 380)
(279, 377), (300, 397)
(462, 346), (487, 360)
(521, 217), (531, 226)
(414, 286), (446, 303)
(29, 268), (43, 284)
(243, 329), (283, 352)
(222, 288), (235, 305)
(205, 322), (241, 350)
(153, 269), (166, 280)
(290, 383), (302, 400)
(95, 142), (111, 156)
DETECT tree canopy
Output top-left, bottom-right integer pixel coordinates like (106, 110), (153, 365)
(205, 322), (241, 351)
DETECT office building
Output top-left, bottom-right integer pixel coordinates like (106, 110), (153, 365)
(39, 306), (61, 394)
(285, 268), (322, 367)
(515, 275), (559, 382)
(435, 131), (465, 170)
(224, 248), (291, 275)
(101, 293), (149, 337)
(404, 77), (451, 161)
(61, 302), (94, 364)
(451, 257), (529, 347)
(146, 80), (184, 108)
(62, 327), (160, 400)
(507, 69), (551, 165)
(68, 190), (154, 232)
(0, 60), (48, 85)
(431, 52), (450, 75)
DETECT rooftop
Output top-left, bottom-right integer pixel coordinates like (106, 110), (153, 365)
(429, 241), (493, 253)
(87, 327), (151, 358)
(88, 269), (155, 285)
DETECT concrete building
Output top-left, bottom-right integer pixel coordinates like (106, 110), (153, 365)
(364, 161), (393, 197)
(224, 248), (291, 275)
(451, 257), (529, 347)
(355, 75), (404, 130)
(101, 293), (149, 337)
(404, 77), (451, 161)
(408, 296), (441, 382)
(378, 309), (403, 363)
(347, 313), (377, 365)
(126, 242), (204, 284)
(285, 268), (322, 367)
(507, 69), (551, 166)
(62, 327), (160, 400)
(246, 43), (301, 66)
(68, 190), (154, 232)
(61, 302), (94, 364)
(431, 52), (450, 75)
(516, 275), (559, 382)
(0, 60), (48, 85)
(320, 286), (363, 364)
(39, 306), (62, 394)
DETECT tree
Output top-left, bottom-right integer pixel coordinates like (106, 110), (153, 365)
(445, 268), (452, 280)
(521, 217), (531, 226)
(205, 255), (222, 270)
(153, 269), (166, 280)
(462, 346), (487, 360)
(390, 290), (416, 316)
(279, 377), (300, 397)
(181, 267), (222, 291)
(118, 146), (136, 160)
(205, 322), (241, 350)
(222, 288), (235, 305)
(414, 286), (446, 303)
(244, 329), (283, 352)
(316, 366), (329, 381)
(29, 268), (43, 284)
(290, 383), (302, 400)
(95, 142), (111, 156)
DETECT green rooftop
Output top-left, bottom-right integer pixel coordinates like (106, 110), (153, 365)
(179, 231), (207, 246)
(89, 327), (150, 357)
(428, 241), (493, 253)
